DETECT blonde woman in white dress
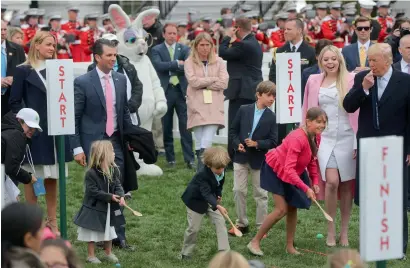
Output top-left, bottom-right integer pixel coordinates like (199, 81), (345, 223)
(302, 45), (359, 247)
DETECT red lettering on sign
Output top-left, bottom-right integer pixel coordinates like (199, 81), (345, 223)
(60, 104), (66, 115)
(59, 66), (65, 76)
(288, 59), (293, 68)
(58, 66), (67, 129)
(58, 92), (67, 102)
(59, 78), (65, 89)
(380, 183), (389, 197)
(288, 70), (293, 80)
(287, 83), (295, 93)
(380, 236), (389, 251)
(381, 218), (388, 232)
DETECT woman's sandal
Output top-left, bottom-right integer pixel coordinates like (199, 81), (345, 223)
(46, 217), (61, 237)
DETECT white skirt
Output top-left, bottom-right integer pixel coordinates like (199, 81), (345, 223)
(1, 164), (20, 209)
(23, 137), (68, 180)
(77, 203), (117, 242)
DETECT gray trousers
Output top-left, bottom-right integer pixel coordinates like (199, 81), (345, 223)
(233, 163), (268, 228)
(181, 207), (230, 256)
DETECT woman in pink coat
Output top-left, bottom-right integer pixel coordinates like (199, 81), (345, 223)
(302, 45), (359, 247)
(184, 32), (229, 171)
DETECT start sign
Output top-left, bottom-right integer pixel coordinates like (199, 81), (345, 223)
(46, 60), (75, 135)
(275, 53), (302, 124)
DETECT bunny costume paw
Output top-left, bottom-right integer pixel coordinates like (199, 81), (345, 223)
(153, 101), (168, 118)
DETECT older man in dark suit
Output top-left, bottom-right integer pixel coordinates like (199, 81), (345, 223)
(343, 43), (410, 259)
(219, 17), (263, 161)
(1, 20), (25, 117)
(269, 18), (315, 144)
(70, 39), (135, 250)
(151, 23), (195, 169)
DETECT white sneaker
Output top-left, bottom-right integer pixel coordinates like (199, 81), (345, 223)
(87, 256), (102, 264)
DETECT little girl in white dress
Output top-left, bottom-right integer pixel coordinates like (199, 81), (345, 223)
(74, 140), (126, 264)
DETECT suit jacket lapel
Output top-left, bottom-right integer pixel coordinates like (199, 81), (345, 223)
(6, 41), (16, 66)
(253, 108), (268, 135)
(26, 69), (46, 93)
(91, 69), (106, 111)
(354, 43), (361, 68)
(174, 43), (180, 61)
(378, 70), (399, 106)
(247, 104), (255, 136)
(112, 72), (122, 117)
(162, 43), (172, 61)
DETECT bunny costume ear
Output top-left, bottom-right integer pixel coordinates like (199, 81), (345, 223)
(108, 4), (131, 31)
(132, 8), (160, 30)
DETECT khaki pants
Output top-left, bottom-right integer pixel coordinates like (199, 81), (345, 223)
(152, 117), (164, 151)
(181, 207), (230, 256)
(233, 163), (268, 228)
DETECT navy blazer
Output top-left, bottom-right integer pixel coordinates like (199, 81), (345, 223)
(181, 166), (224, 214)
(341, 42), (372, 72)
(229, 103), (278, 169)
(219, 34), (263, 101)
(151, 42), (190, 95)
(69, 68), (134, 158)
(8, 64), (73, 165)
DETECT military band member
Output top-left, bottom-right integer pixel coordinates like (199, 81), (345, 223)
(101, 13), (115, 34)
(43, 14), (71, 60)
(321, 2), (347, 48)
(80, 13), (105, 62)
(376, 1), (394, 42)
(270, 13), (287, 48)
(308, 2), (329, 40)
(61, 6), (82, 62)
(351, 0), (381, 43)
(21, 8), (39, 53)
(177, 21), (190, 46)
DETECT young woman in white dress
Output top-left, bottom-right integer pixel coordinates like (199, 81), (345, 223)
(302, 45), (358, 247)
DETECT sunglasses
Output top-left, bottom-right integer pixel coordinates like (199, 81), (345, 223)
(356, 26), (371, 31)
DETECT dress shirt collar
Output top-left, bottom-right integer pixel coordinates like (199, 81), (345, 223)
(289, 39), (303, 51)
(358, 39), (371, 50)
(165, 41), (176, 51)
(96, 66), (112, 80)
(1, 41), (5, 49)
(255, 103), (266, 112)
(378, 66), (393, 83)
(401, 59), (410, 71)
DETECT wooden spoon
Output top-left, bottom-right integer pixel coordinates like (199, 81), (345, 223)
(313, 199), (333, 222)
(223, 213), (243, 237)
(124, 204), (142, 217)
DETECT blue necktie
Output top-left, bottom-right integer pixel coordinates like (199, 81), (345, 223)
(1, 46), (7, 94)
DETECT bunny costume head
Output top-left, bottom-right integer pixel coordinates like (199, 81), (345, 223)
(108, 4), (159, 62)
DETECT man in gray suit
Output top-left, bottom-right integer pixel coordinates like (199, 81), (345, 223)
(70, 38), (134, 250)
(151, 23), (195, 169)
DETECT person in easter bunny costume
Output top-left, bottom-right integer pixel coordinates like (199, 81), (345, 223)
(108, 4), (167, 176)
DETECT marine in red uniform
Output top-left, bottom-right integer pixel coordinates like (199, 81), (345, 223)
(321, 2), (347, 48)
(270, 12), (287, 48)
(376, 1), (394, 42)
(342, 3), (358, 45)
(21, 9), (39, 53)
(79, 14), (105, 62)
(61, 6), (82, 62)
(308, 3), (329, 40)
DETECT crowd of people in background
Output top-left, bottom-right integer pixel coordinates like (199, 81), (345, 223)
(1, 0), (410, 267)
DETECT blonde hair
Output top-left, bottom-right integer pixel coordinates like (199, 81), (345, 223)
(368, 43), (393, 65)
(327, 249), (367, 268)
(7, 27), (23, 41)
(202, 146), (231, 169)
(318, 45), (349, 108)
(23, 31), (57, 69)
(189, 32), (217, 65)
(88, 140), (117, 182)
(208, 251), (249, 268)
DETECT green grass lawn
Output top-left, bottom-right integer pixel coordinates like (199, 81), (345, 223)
(40, 143), (409, 268)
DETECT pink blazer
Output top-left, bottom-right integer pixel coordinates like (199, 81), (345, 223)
(301, 72), (359, 134)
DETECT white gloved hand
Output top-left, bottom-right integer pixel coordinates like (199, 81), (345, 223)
(153, 101), (168, 118)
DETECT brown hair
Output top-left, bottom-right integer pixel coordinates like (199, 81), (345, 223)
(235, 17), (251, 32)
(305, 107), (327, 156)
(256, 81), (276, 98)
(163, 23), (178, 33)
(354, 16), (371, 27)
(202, 146), (231, 169)
(189, 32), (217, 65)
(315, 39), (333, 56)
(327, 249), (367, 268)
(41, 239), (82, 268)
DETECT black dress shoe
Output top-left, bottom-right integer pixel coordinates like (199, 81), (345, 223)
(186, 161), (196, 170)
(114, 240), (135, 251)
(181, 255), (191, 260)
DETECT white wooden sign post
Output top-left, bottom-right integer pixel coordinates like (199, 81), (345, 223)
(359, 136), (404, 267)
(46, 59), (75, 239)
(275, 53), (302, 125)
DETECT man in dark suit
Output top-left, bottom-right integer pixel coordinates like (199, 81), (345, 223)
(151, 23), (195, 169)
(342, 16), (373, 72)
(301, 39), (333, 99)
(269, 18), (315, 144)
(343, 43), (410, 259)
(350, 1), (381, 44)
(1, 19), (25, 117)
(70, 39), (135, 250)
(392, 34), (410, 213)
(219, 17), (263, 161)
